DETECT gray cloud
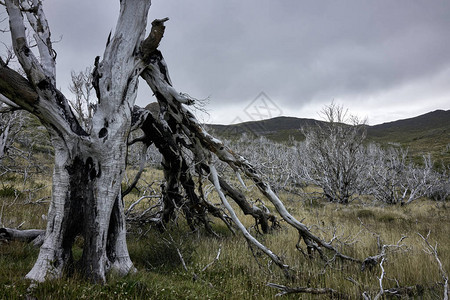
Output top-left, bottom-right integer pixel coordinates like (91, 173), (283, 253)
(1, 0), (449, 125)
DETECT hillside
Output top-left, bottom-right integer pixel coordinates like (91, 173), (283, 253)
(367, 110), (450, 164)
(208, 109), (450, 166)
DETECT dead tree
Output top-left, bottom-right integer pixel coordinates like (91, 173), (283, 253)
(1, 101), (50, 182)
(1, 0), (153, 283)
(1, 0), (368, 284)
(137, 110), (277, 234)
(367, 146), (436, 205)
(139, 47), (362, 272)
(301, 103), (368, 204)
(0, 104), (16, 160)
(68, 68), (94, 131)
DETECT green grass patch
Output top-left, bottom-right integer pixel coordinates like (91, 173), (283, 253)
(0, 185), (18, 198)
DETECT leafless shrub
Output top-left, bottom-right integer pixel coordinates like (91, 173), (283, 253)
(1, 107), (51, 183)
(68, 68), (95, 131)
(366, 146), (443, 205)
(300, 103), (368, 204)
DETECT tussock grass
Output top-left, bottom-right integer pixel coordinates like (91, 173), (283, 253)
(1, 170), (449, 299)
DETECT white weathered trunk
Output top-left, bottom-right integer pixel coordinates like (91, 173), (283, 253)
(26, 125), (133, 282)
(1, 0), (153, 283)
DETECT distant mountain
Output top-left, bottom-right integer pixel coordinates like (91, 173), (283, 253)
(208, 110), (450, 165)
(208, 116), (323, 140)
(367, 110), (450, 137)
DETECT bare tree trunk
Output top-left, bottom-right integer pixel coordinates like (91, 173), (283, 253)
(1, 0), (152, 283)
(26, 130), (133, 282)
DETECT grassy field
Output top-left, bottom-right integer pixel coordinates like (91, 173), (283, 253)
(1, 170), (449, 299)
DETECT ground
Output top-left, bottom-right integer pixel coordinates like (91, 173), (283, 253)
(0, 168), (449, 299)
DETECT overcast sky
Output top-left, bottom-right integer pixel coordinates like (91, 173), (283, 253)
(1, 0), (449, 125)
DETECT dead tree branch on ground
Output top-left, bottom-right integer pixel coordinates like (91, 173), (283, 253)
(0, 227), (44, 246)
(267, 282), (347, 298)
(418, 231), (449, 300)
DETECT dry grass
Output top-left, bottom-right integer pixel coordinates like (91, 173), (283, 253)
(1, 168), (449, 299)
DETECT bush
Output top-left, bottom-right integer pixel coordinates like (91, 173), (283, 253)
(0, 185), (18, 198)
(356, 209), (375, 219)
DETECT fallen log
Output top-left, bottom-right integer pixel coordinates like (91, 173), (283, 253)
(0, 228), (45, 246)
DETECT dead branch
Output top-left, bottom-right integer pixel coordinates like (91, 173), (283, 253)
(164, 231), (188, 272)
(267, 282), (347, 298)
(122, 144), (149, 197)
(210, 165), (291, 274)
(418, 231), (449, 300)
(201, 245), (222, 272)
(126, 195), (161, 216)
(141, 18), (170, 63)
(373, 257), (386, 300)
(202, 163), (278, 234)
(139, 44), (364, 276)
(0, 227), (44, 246)
(361, 235), (408, 271)
(359, 235), (419, 299)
